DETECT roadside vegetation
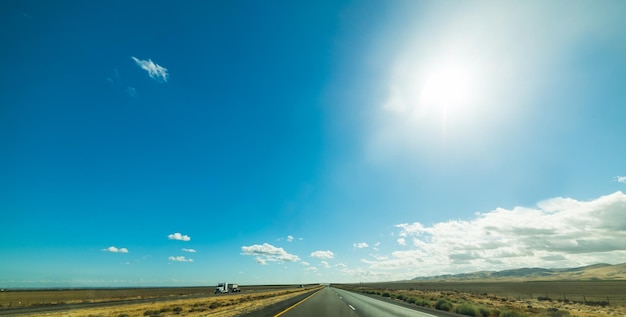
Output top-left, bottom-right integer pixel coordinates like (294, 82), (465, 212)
(341, 286), (626, 317)
(0, 286), (322, 317)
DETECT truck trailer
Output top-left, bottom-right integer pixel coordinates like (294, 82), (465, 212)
(215, 282), (240, 294)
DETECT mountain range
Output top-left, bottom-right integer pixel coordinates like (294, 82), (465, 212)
(413, 263), (626, 281)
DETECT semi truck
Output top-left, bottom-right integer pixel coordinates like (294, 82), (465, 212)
(215, 282), (240, 294)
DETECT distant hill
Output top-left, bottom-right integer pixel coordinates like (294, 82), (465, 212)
(413, 263), (626, 281)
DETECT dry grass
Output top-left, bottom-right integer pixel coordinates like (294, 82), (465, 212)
(346, 280), (626, 306)
(341, 283), (626, 317)
(5, 287), (322, 317)
(0, 287), (218, 307)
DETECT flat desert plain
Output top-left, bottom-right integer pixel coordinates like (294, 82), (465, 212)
(338, 280), (626, 317)
(0, 285), (320, 317)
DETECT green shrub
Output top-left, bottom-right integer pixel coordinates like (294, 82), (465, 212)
(455, 303), (478, 316)
(501, 311), (526, 317)
(143, 310), (160, 317)
(435, 298), (453, 311)
(382, 292), (391, 297)
(406, 297), (417, 304)
(396, 294), (405, 300)
(173, 306), (183, 313)
(415, 298), (431, 307)
(479, 306), (491, 317)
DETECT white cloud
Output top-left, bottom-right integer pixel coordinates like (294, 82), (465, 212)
(616, 176), (626, 183)
(310, 250), (334, 259)
(126, 86), (137, 97)
(397, 238), (406, 246)
(305, 266), (318, 272)
(363, 191), (626, 280)
(102, 246), (129, 253)
(300, 261), (310, 266)
(182, 248), (196, 253)
(169, 256), (193, 262)
(241, 243), (300, 264)
(339, 267), (393, 280)
(396, 223), (426, 237)
(354, 242), (369, 249)
(131, 56), (169, 82)
(369, 254), (389, 261)
(168, 233), (191, 241)
(335, 263), (348, 268)
(287, 235), (294, 242)
(320, 261), (331, 268)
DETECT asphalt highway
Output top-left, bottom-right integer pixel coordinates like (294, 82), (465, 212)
(275, 287), (439, 317)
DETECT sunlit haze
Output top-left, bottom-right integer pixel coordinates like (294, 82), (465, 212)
(2, 1), (626, 288)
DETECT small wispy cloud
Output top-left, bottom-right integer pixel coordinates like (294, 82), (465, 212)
(126, 86), (137, 97)
(300, 261), (310, 266)
(169, 256), (193, 262)
(168, 233), (191, 241)
(397, 238), (406, 246)
(182, 248), (196, 253)
(278, 235), (298, 242)
(354, 242), (369, 249)
(102, 246), (129, 253)
(615, 176), (626, 183)
(241, 243), (300, 264)
(320, 261), (331, 268)
(131, 56), (169, 82)
(310, 250), (334, 259)
(107, 68), (120, 83)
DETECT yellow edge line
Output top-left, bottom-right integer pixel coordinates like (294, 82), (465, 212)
(274, 287), (325, 317)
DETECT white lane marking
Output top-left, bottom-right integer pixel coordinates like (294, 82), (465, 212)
(349, 304), (356, 311)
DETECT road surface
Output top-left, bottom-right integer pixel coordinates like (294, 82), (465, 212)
(275, 287), (439, 317)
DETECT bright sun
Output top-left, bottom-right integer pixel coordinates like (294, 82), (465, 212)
(419, 64), (476, 115)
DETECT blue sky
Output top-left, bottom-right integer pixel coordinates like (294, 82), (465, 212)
(1, 0), (626, 288)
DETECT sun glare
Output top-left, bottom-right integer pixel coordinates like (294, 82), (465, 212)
(419, 64), (476, 115)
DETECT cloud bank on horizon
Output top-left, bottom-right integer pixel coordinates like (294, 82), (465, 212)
(234, 191), (626, 281)
(372, 191), (626, 279)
